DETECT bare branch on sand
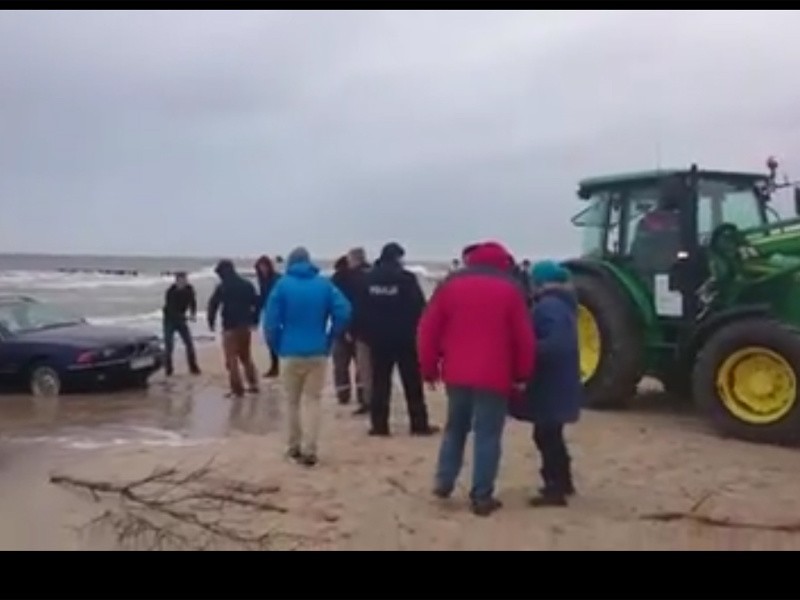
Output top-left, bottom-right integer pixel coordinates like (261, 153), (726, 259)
(640, 490), (800, 533)
(48, 460), (310, 550)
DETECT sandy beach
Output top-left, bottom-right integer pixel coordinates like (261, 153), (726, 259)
(3, 343), (800, 551)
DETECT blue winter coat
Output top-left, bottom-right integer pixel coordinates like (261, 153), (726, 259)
(263, 260), (352, 358)
(521, 286), (583, 425)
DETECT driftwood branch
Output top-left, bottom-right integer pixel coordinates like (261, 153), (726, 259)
(49, 461), (300, 550)
(640, 490), (800, 533)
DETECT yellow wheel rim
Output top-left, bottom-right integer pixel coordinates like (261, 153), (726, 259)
(578, 304), (601, 382)
(717, 346), (797, 425)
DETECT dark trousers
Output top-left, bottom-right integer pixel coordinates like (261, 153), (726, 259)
(266, 347), (279, 374)
(163, 319), (198, 374)
(533, 423), (573, 495)
(369, 341), (429, 433)
(332, 337), (357, 403)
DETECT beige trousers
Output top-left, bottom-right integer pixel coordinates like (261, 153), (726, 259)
(282, 356), (327, 456)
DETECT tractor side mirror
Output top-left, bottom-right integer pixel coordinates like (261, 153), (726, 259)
(668, 253), (691, 292)
(794, 187), (800, 216)
(668, 250), (708, 293)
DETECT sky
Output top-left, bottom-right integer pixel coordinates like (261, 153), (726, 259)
(1, 9), (800, 261)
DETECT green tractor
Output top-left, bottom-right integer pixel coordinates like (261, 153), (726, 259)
(566, 158), (800, 445)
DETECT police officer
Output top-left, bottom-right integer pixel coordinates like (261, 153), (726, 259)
(360, 242), (438, 437)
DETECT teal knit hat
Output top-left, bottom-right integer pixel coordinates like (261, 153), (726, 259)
(530, 260), (570, 286)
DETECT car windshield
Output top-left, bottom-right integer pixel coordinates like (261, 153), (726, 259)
(0, 300), (84, 335)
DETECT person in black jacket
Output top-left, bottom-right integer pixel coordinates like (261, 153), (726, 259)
(360, 242), (438, 436)
(254, 255), (281, 378)
(162, 272), (200, 376)
(330, 255), (358, 405)
(344, 247), (374, 415)
(207, 260), (260, 398)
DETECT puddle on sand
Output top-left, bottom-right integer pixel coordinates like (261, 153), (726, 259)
(0, 375), (284, 450)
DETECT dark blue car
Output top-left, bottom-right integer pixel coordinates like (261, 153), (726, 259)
(0, 295), (163, 396)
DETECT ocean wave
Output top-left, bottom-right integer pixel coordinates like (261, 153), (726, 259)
(0, 264), (217, 290)
(87, 310), (217, 342)
(406, 264), (442, 279)
(2, 427), (215, 450)
(0, 262), (443, 292)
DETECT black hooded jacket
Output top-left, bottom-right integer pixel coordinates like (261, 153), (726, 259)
(332, 262), (371, 339)
(360, 243), (426, 347)
(207, 260), (259, 331)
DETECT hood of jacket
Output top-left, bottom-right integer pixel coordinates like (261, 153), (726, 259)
(537, 284), (578, 310)
(215, 259), (237, 281)
(254, 255), (275, 282)
(465, 241), (514, 272)
(286, 260), (320, 279)
(377, 242), (405, 267)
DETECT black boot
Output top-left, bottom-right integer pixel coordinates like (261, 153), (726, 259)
(411, 424), (441, 436)
(531, 469), (568, 507)
(528, 491), (568, 507)
(471, 497), (503, 517)
(337, 391), (351, 405)
(538, 473), (575, 497)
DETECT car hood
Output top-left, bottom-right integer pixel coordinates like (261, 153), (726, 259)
(14, 323), (157, 348)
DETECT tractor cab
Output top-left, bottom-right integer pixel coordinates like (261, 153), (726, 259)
(565, 159), (800, 446)
(572, 168), (771, 308)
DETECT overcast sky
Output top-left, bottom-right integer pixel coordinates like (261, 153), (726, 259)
(1, 10), (799, 260)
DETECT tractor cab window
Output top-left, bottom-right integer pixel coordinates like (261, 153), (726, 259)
(697, 180), (764, 243)
(572, 194), (609, 258)
(626, 186), (681, 275)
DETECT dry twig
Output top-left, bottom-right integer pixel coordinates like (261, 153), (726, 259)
(49, 462), (297, 550)
(640, 490), (800, 533)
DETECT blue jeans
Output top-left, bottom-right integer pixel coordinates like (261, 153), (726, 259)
(434, 386), (507, 501)
(163, 319), (198, 373)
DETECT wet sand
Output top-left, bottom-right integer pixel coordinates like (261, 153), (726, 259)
(3, 344), (800, 550)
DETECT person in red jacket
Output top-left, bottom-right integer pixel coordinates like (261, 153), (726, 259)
(418, 241), (536, 516)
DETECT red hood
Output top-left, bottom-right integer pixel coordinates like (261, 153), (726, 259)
(465, 241), (513, 271)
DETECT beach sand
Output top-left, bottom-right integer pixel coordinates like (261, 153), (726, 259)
(3, 343), (800, 551)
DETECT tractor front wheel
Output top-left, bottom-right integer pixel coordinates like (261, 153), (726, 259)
(572, 272), (644, 409)
(692, 318), (800, 445)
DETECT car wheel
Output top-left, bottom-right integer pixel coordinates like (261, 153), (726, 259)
(29, 363), (62, 397)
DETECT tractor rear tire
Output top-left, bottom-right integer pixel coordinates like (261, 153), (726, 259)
(692, 318), (800, 445)
(572, 272), (645, 409)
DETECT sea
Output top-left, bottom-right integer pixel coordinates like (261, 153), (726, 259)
(0, 254), (450, 343)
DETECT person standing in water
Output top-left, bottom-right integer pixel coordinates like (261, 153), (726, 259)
(162, 272), (201, 376)
(254, 255), (281, 378)
(264, 247), (351, 466)
(207, 260), (260, 398)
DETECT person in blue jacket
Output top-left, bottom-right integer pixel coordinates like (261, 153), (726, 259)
(524, 260), (583, 507)
(264, 246), (351, 466)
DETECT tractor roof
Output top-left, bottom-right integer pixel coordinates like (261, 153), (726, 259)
(578, 169), (768, 198)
